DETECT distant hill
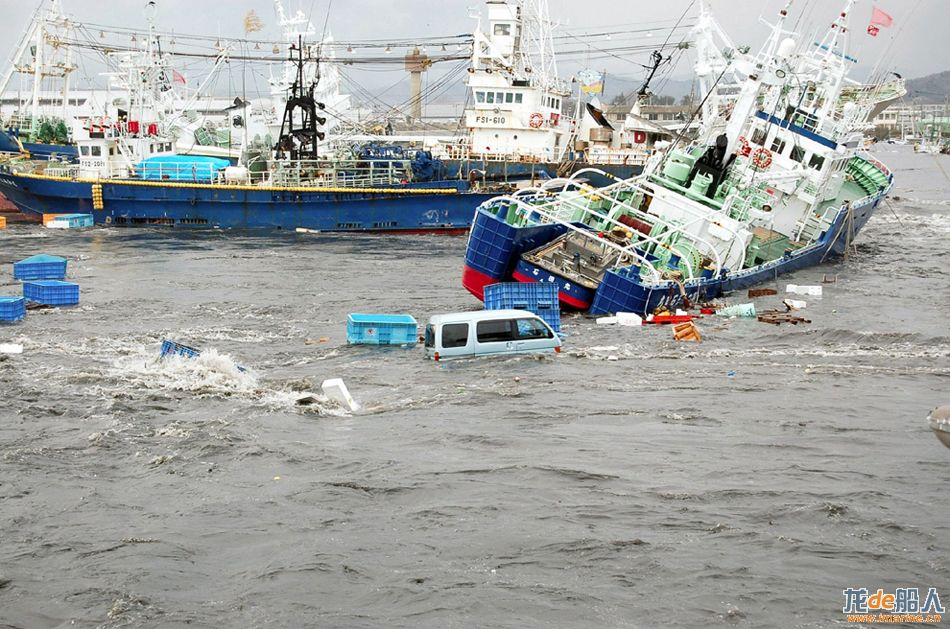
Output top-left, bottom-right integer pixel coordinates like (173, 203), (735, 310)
(906, 70), (950, 103)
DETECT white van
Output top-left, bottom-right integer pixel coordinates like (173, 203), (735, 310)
(424, 309), (561, 361)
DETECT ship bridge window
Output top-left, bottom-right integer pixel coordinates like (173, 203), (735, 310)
(476, 91), (486, 103)
(514, 93), (523, 104)
(505, 93), (513, 104)
(790, 145), (805, 163)
(486, 92), (494, 104)
(751, 127), (767, 146)
(90, 145), (102, 157)
(493, 23), (511, 36)
(495, 92), (504, 103)
(770, 136), (787, 155)
(808, 154), (825, 170)
(80, 146), (89, 156)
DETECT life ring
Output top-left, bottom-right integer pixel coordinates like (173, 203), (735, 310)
(737, 136), (751, 157)
(751, 147), (772, 169)
(529, 112), (544, 129)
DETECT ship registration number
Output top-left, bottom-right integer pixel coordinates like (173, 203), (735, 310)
(475, 115), (507, 125)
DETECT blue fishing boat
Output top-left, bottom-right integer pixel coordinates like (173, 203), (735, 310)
(462, 1), (903, 315)
(0, 18), (494, 231)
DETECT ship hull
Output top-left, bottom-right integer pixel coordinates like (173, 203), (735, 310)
(462, 183), (887, 316)
(0, 170), (494, 232)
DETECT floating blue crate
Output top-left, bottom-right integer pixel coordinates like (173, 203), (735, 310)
(22, 280), (79, 306)
(160, 339), (202, 359)
(13, 254), (67, 280)
(46, 213), (93, 229)
(347, 313), (418, 345)
(159, 339), (247, 372)
(483, 282), (561, 333)
(0, 296), (26, 323)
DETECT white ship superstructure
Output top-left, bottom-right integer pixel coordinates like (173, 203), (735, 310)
(462, 0), (570, 161)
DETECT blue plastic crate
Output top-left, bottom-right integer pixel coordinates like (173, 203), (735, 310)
(347, 313), (418, 345)
(22, 280), (79, 306)
(0, 296), (26, 323)
(160, 339), (202, 359)
(159, 339), (247, 372)
(13, 254), (67, 280)
(483, 282), (561, 333)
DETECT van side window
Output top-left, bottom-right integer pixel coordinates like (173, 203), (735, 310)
(424, 324), (434, 348)
(441, 323), (469, 348)
(516, 318), (553, 339)
(476, 319), (514, 343)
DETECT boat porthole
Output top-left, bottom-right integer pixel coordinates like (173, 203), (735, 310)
(104, 216), (112, 224)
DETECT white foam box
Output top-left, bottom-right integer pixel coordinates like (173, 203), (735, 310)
(321, 378), (359, 411)
(616, 312), (643, 326)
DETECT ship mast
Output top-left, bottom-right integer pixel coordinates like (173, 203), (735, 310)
(519, 0), (560, 93)
(274, 36), (326, 161)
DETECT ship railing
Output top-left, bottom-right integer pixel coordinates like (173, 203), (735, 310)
(268, 159), (412, 188)
(45, 166), (79, 178)
(511, 181), (724, 281)
(565, 167), (746, 262)
(501, 175), (730, 281)
(531, 167), (745, 276)
(443, 144), (551, 164)
(480, 192), (666, 282)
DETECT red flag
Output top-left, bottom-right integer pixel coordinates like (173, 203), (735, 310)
(867, 24), (880, 36)
(172, 69), (186, 85)
(870, 6), (893, 27)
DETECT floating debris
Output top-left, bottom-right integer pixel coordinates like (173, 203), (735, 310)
(13, 254), (67, 281)
(322, 378), (359, 411)
(786, 284), (822, 296)
(716, 303), (757, 318)
(346, 313), (418, 346)
(673, 321), (701, 342)
(748, 288), (778, 298)
(928, 406), (950, 450)
(757, 310), (812, 325)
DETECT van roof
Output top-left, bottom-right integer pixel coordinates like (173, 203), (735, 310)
(427, 309), (542, 325)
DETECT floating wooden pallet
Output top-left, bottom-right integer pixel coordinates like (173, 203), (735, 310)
(757, 309), (812, 325)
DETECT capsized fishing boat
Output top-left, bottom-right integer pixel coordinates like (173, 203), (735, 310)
(462, 1), (904, 314)
(0, 12), (494, 231)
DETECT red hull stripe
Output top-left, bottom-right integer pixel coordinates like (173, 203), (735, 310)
(511, 271), (591, 310)
(462, 265), (501, 300)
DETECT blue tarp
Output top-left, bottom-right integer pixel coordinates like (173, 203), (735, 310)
(135, 155), (230, 182)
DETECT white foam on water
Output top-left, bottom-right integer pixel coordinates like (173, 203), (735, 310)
(105, 346), (350, 415)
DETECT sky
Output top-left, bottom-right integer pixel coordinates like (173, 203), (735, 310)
(2, 0), (945, 106)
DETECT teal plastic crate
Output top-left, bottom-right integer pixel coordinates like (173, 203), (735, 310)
(23, 280), (79, 306)
(347, 313), (418, 345)
(46, 213), (93, 229)
(0, 296), (26, 323)
(13, 254), (67, 280)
